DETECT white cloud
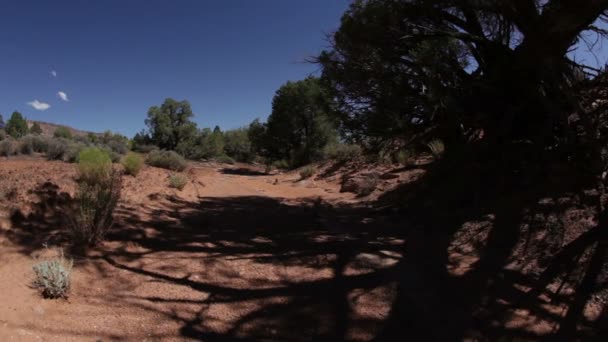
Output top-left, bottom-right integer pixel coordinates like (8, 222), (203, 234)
(50, 70), (57, 77)
(27, 100), (51, 111)
(57, 91), (69, 102)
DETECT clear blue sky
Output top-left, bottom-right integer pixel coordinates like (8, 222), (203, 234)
(0, 1), (349, 137)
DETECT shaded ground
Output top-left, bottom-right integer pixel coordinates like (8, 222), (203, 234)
(0, 156), (605, 341)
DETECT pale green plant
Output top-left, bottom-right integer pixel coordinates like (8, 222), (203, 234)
(32, 250), (73, 299)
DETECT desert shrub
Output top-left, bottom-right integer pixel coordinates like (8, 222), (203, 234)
(216, 155), (235, 165)
(0, 130), (6, 141)
(32, 135), (50, 153)
(272, 159), (290, 170)
(19, 136), (35, 155)
(133, 144), (157, 153)
(104, 149), (121, 163)
(106, 139), (129, 155)
(299, 165), (315, 179)
(121, 152), (143, 176)
(54, 126), (72, 139)
(394, 149), (413, 165)
(63, 142), (87, 163)
(68, 170), (122, 247)
(168, 173), (187, 190)
(77, 148), (112, 184)
(46, 138), (70, 160)
(72, 135), (91, 145)
(19, 135), (49, 155)
(323, 143), (362, 163)
(0, 139), (17, 156)
(32, 252), (73, 299)
(427, 139), (445, 159)
(145, 150), (187, 171)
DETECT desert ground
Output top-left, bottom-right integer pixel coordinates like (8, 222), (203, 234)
(0, 156), (604, 341)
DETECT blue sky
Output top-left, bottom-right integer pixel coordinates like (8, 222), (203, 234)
(0, 1), (349, 137)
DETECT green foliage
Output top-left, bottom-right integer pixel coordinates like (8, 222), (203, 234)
(248, 119), (268, 156)
(19, 135), (35, 154)
(145, 150), (187, 171)
(394, 149), (413, 165)
(191, 127), (225, 159)
(121, 152), (144, 176)
(100, 131), (129, 155)
(54, 126), (73, 139)
(216, 155), (235, 165)
(29, 122), (43, 135)
(248, 77), (337, 167)
(168, 173), (187, 190)
(427, 139), (445, 159)
(87, 132), (98, 144)
(323, 143), (362, 163)
(299, 165), (315, 180)
(145, 98), (198, 151)
(46, 138), (69, 160)
(6, 112), (28, 138)
(69, 170), (122, 247)
(77, 148), (112, 185)
(0, 139), (17, 156)
(32, 251), (73, 299)
(223, 128), (254, 162)
(272, 159), (290, 170)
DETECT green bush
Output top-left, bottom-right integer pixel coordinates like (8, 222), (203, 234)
(323, 143), (362, 163)
(77, 148), (112, 185)
(32, 135), (50, 153)
(133, 144), (157, 154)
(29, 122), (43, 135)
(46, 138), (70, 160)
(168, 173), (187, 190)
(216, 155), (235, 165)
(0, 139), (17, 156)
(121, 152), (143, 176)
(394, 149), (413, 165)
(0, 130), (6, 141)
(19, 136), (34, 155)
(299, 165), (315, 179)
(19, 135), (49, 155)
(272, 159), (290, 170)
(145, 150), (187, 171)
(32, 252), (73, 299)
(69, 170), (122, 247)
(54, 126), (72, 139)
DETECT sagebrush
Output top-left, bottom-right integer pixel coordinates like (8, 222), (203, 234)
(32, 251), (73, 299)
(168, 173), (188, 190)
(146, 150), (187, 171)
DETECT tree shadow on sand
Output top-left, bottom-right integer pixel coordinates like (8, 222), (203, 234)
(4, 160), (606, 341)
